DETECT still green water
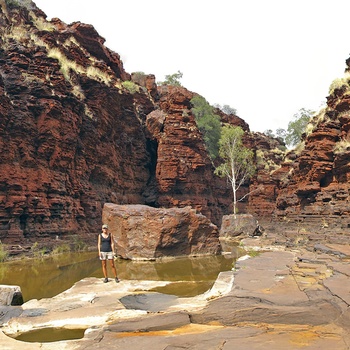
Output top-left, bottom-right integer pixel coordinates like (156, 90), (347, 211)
(13, 327), (86, 343)
(0, 252), (236, 301)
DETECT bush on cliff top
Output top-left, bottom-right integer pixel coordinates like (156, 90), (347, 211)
(191, 95), (221, 159)
(6, 0), (35, 10)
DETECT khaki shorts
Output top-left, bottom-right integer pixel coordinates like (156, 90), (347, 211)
(100, 251), (114, 260)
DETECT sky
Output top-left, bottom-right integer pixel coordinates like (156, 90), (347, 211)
(33, 0), (350, 132)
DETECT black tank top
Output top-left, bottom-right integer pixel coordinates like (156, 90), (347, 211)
(100, 233), (112, 252)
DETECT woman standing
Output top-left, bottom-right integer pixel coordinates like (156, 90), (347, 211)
(98, 224), (119, 283)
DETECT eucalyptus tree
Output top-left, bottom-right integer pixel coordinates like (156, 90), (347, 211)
(214, 125), (255, 215)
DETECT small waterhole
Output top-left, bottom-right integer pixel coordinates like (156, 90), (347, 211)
(10, 327), (86, 343)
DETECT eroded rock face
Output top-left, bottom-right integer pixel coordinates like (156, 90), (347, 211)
(6, 1), (350, 247)
(245, 132), (286, 217)
(0, 3), (235, 243)
(146, 86), (234, 224)
(102, 203), (222, 259)
(273, 63), (350, 229)
(0, 3), (153, 241)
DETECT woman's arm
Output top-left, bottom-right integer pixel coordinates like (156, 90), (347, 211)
(110, 233), (115, 253)
(97, 234), (101, 255)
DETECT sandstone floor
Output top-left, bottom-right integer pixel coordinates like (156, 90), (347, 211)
(1, 235), (350, 349)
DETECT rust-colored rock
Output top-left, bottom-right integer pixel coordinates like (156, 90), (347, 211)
(5, 0), (350, 249)
(273, 75), (350, 230)
(0, 3), (235, 244)
(102, 203), (222, 259)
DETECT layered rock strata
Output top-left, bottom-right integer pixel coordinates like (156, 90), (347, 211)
(0, 1), (238, 244)
(274, 76), (350, 230)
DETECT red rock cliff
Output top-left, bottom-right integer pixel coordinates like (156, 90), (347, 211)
(0, 1), (241, 243)
(271, 60), (350, 231)
(0, 2), (155, 241)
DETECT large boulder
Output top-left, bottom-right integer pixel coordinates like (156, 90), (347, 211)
(102, 204), (222, 260)
(219, 214), (258, 241)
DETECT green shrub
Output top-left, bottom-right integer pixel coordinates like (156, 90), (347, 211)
(30, 242), (47, 258)
(0, 243), (8, 262)
(334, 138), (350, 154)
(246, 248), (260, 257)
(6, 0), (35, 9)
(70, 236), (88, 251)
(158, 70), (183, 86)
(52, 243), (71, 255)
(122, 81), (139, 94)
(191, 95), (221, 159)
(328, 72), (350, 95)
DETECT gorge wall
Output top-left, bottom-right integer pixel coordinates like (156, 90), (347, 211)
(0, 1), (241, 243)
(2, 0), (350, 246)
(247, 57), (350, 234)
(272, 72), (350, 232)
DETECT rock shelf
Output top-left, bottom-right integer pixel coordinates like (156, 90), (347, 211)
(1, 235), (350, 349)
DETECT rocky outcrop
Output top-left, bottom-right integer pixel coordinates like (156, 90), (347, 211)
(273, 70), (350, 230)
(102, 203), (222, 259)
(144, 85), (234, 224)
(246, 132), (286, 217)
(4, 0), (350, 248)
(0, 1), (283, 247)
(0, 1), (237, 244)
(0, 2), (153, 241)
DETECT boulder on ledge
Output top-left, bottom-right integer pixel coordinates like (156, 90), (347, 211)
(219, 214), (258, 241)
(102, 204), (222, 260)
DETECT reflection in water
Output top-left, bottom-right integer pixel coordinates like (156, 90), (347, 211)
(0, 252), (101, 301)
(0, 252), (236, 301)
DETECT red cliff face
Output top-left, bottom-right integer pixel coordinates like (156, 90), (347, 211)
(5, 1), (350, 246)
(145, 85), (233, 224)
(0, 2), (236, 243)
(245, 132), (286, 217)
(0, 3), (153, 241)
(273, 66), (350, 230)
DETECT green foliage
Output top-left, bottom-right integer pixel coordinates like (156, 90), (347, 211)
(264, 108), (314, 148)
(276, 128), (287, 140)
(6, 0), (34, 9)
(213, 104), (237, 115)
(0, 243), (8, 262)
(247, 248), (260, 257)
(191, 95), (221, 159)
(333, 138), (350, 154)
(264, 128), (287, 141)
(30, 242), (48, 258)
(285, 108), (313, 147)
(328, 72), (350, 95)
(158, 70), (183, 86)
(122, 80), (139, 94)
(70, 236), (88, 251)
(215, 125), (255, 215)
(263, 129), (275, 138)
(52, 243), (71, 255)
